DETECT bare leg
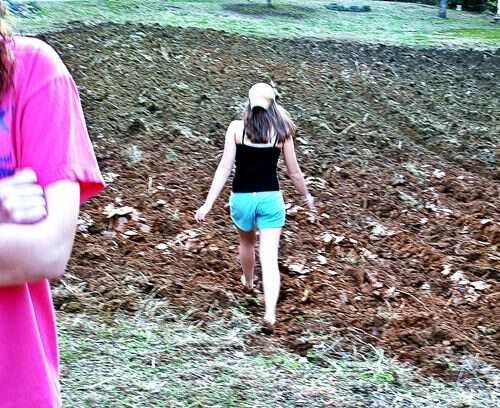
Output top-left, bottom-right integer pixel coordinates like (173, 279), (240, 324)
(259, 228), (282, 325)
(238, 229), (256, 289)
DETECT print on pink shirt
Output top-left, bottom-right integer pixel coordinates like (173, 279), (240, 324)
(0, 106), (10, 130)
(0, 153), (14, 177)
(0, 105), (14, 178)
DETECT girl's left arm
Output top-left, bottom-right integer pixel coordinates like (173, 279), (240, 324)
(195, 122), (237, 221)
(0, 42), (105, 286)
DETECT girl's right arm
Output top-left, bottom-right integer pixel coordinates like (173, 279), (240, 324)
(0, 180), (80, 286)
(283, 137), (315, 211)
(195, 121), (237, 221)
(0, 169), (47, 224)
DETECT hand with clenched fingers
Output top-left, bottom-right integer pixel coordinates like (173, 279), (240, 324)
(0, 169), (47, 224)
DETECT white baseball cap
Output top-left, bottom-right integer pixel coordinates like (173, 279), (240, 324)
(249, 83), (275, 110)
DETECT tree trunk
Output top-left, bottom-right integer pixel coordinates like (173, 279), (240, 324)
(438, 0), (448, 18)
(267, 0), (272, 7)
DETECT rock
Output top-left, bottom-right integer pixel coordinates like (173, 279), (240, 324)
(62, 301), (83, 313)
(126, 144), (143, 163)
(391, 174), (406, 186)
(326, 3), (371, 12)
(127, 118), (147, 135)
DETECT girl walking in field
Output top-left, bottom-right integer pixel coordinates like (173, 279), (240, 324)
(0, 2), (104, 406)
(195, 83), (314, 330)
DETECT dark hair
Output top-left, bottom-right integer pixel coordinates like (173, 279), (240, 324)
(0, 2), (13, 97)
(243, 101), (296, 145)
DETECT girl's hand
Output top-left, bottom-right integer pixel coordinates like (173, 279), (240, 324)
(0, 169), (47, 224)
(304, 193), (316, 223)
(195, 203), (212, 222)
(304, 193), (315, 211)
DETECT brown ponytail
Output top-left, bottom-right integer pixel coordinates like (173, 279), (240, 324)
(0, 2), (13, 97)
(243, 101), (296, 145)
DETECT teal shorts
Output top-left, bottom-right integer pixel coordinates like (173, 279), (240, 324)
(230, 191), (286, 232)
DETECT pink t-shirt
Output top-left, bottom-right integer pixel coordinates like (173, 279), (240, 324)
(0, 37), (104, 406)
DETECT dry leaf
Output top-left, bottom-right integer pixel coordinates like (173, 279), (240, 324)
(104, 204), (140, 219)
(321, 232), (345, 244)
(289, 263), (305, 274)
(480, 219), (493, 225)
(432, 169), (446, 179)
(138, 224), (152, 234)
(287, 205), (302, 216)
(470, 281), (490, 291)
(361, 248), (378, 260)
(317, 255), (328, 265)
(450, 270), (463, 281)
(441, 264), (452, 276)
(102, 172), (120, 184)
(77, 214), (94, 233)
(369, 222), (397, 238)
(301, 288), (310, 303)
(306, 177), (328, 189)
(385, 287), (398, 298)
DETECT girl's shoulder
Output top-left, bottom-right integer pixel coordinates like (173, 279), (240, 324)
(229, 119), (244, 130)
(12, 36), (68, 73)
(11, 36), (72, 99)
(228, 120), (244, 144)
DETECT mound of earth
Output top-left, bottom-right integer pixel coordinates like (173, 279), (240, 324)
(42, 23), (500, 379)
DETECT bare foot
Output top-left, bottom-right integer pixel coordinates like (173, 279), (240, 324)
(261, 320), (275, 335)
(264, 313), (276, 326)
(240, 274), (256, 293)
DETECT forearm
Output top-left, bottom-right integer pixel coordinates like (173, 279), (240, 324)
(0, 221), (72, 286)
(289, 171), (310, 197)
(204, 165), (231, 207)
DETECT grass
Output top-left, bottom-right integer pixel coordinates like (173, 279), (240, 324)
(439, 27), (500, 40)
(12, 0), (500, 48)
(58, 300), (500, 408)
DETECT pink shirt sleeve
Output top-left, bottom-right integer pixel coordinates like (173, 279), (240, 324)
(17, 66), (104, 203)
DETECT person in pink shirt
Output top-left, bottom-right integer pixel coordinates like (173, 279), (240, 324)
(0, 3), (104, 406)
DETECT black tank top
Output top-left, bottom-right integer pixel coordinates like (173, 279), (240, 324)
(232, 129), (281, 193)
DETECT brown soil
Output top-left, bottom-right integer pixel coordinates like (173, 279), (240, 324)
(42, 23), (500, 379)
